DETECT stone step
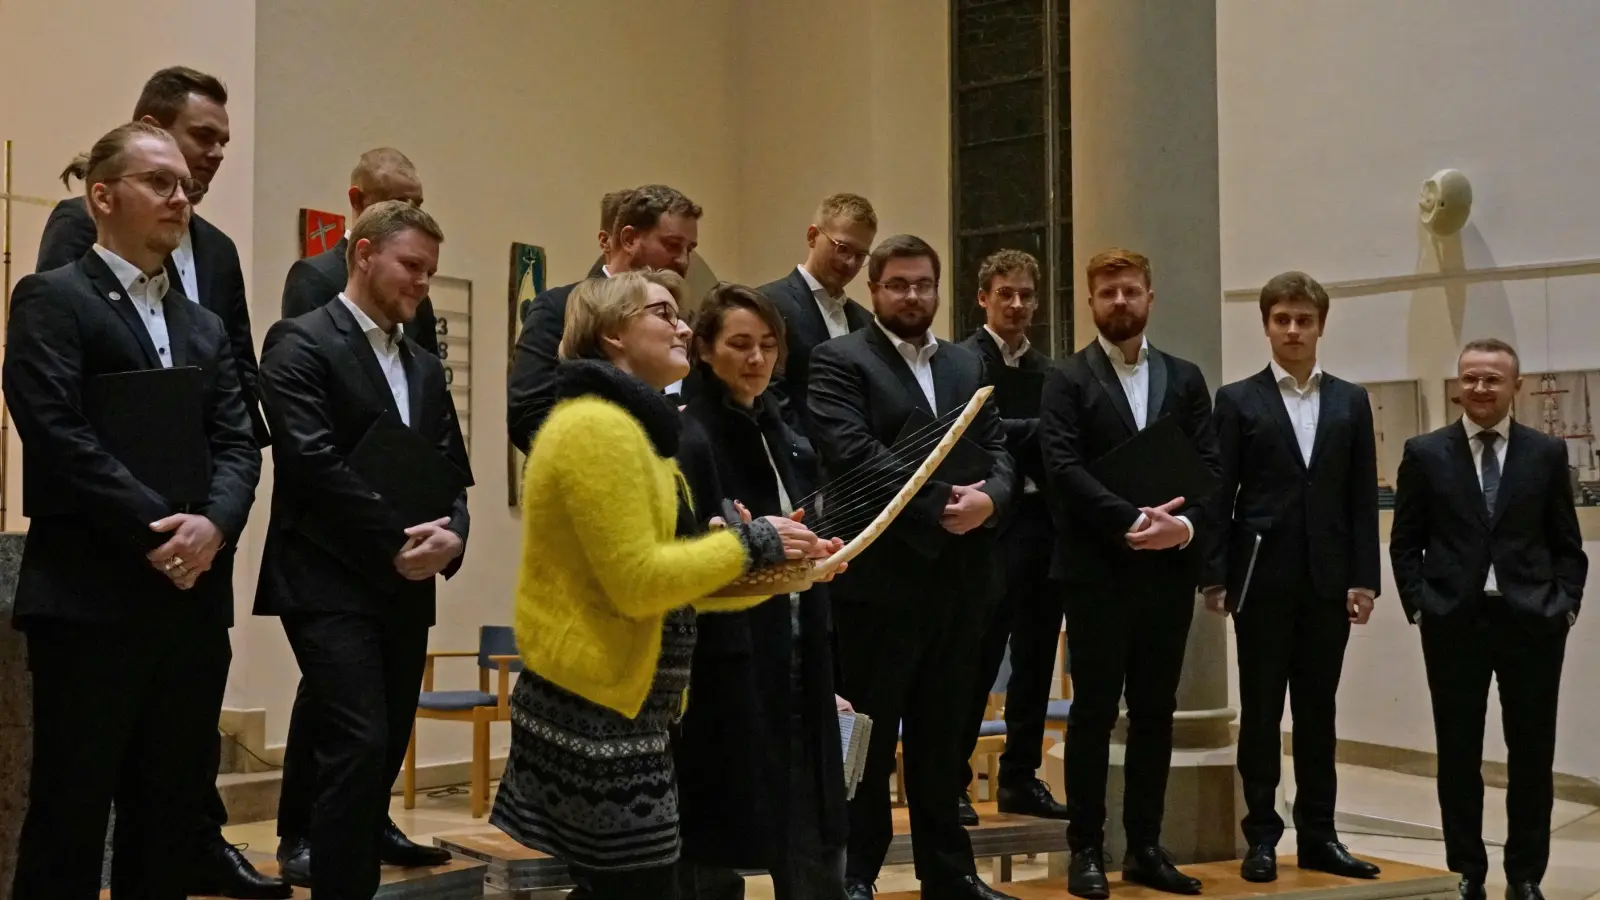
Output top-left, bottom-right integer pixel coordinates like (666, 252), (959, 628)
(217, 770), (283, 825)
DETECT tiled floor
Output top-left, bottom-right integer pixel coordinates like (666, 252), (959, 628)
(221, 763), (1600, 899)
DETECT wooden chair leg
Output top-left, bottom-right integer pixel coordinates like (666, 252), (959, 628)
(471, 711), (491, 818)
(404, 718), (419, 810)
(895, 744), (906, 805)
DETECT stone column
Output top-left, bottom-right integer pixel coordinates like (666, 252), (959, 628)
(1066, 0), (1242, 864)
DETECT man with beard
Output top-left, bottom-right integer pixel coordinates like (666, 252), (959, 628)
(809, 234), (1018, 900)
(257, 201), (472, 897)
(34, 66), (282, 898)
(279, 148), (440, 355)
(1038, 248), (1220, 898)
(955, 250), (1069, 825)
(507, 183), (701, 450)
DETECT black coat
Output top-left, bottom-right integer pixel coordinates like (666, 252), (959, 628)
(958, 326), (1053, 534)
(674, 375), (848, 866)
(758, 266), (873, 441)
(3, 252), (261, 627)
(506, 281), (581, 453)
(38, 197), (270, 446)
(280, 235), (440, 357)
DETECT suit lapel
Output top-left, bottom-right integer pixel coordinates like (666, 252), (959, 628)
(930, 342), (960, 415)
(1306, 375), (1338, 471)
(402, 343), (428, 434)
(844, 299), (872, 332)
(1491, 425), (1531, 529)
(1085, 340), (1138, 434)
(790, 269), (830, 343)
(189, 217), (215, 311)
(1256, 367), (1306, 471)
(1146, 348), (1168, 422)
(865, 324), (933, 415)
(328, 300), (404, 421)
(80, 254), (161, 368)
(164, 294), (191, 368)
(1448, 425), (1491, 526)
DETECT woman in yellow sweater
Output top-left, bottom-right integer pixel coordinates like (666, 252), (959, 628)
(491, 270), (837, 900)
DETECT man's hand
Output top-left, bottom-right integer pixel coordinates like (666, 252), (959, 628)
(835, 694), (854, 713)
(395, 517), (465, 581)
(941, 481), (995, 535)
(148, 514), (225, 588)
(1127, 497), (1189, 551)
(1202, 587), (1228, 616)
(1347, 590), (1375, 625)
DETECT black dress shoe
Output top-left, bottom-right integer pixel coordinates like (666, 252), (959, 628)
(922, 874), (1020, 900)
(845, 876), (875, 900)
(1067, 848), (1111, 900)
(379, 818), (453, 867)
(997, 778), (1071, 820)
(958, 793), (980, 826)
(1123, 845), (1202, 895)
(188, 836), (293, 899)
(1241, 844), (1277, 883)
(276, 837), (311, 889)
(1506, 883), (1545, 900)
(1298, 840), (1380, 879)
(1459, 878), (1487, 900)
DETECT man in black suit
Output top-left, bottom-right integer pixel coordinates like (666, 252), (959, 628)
(810, 234), (1018, 900)
(1391, 338), (1585, 900)
(33, 67), (283, 898)
(279, 147), (440, 355)
(4, 122), (261, 900)
(586, 187), (631, 277)
(955, 250), (1069, 825)
(1204, 272), (1382, 883)
(507, 183), (701, 450)
(758, 192), (878, 440)
(258, 201), (472, 898)
(1038, 248), (1220, 898)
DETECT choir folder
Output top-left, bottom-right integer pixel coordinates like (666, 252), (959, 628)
(346, 412), (471, 526)
(84, 366), (210, 506)
(1087, 414), (1219, 511)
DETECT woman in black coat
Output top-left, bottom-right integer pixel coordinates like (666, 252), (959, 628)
(675, 283), (850, 900)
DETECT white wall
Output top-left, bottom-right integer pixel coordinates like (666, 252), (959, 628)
(1218, 0), (1600, 779)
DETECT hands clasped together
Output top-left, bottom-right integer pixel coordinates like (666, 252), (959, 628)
(393, 517), (466, 581)
(146, 513), (224, 590)
(1126, 495), (1189, 551)
(710, 502), (848, 583)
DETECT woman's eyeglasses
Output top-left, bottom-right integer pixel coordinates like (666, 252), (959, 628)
(643, 301), (682, 326)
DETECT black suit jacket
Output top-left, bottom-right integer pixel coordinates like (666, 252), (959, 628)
(3, 252), (261, 626)
(38, 197), (270, 446)
(254, 301), (471, 626)
(1390, 420), (1586, 627)
(506, 280), (582, 453)
(958, 327), (1052, 492)
(1038, 338), (1221, 584)
(1206, 367), (1380, 604)
(807, 324), (1015, 607)
(280, 235), (440, 357)
(759, 267), (873, 438)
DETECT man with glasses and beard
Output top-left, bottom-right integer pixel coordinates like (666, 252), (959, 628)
(808, 234), (1018, 900)
(1037, 248), (1220, 899)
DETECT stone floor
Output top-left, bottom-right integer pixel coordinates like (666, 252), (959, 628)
(218, 762), (1600, 899)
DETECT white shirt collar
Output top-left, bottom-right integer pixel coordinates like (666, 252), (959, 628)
(343, 229), (351, 241)
(601, 264), (613, 278)
(1097, 332), (1148, 368)
(876, 318), (938, 362)
(983, 324), (1031, 363)
(1269, 359), (1323, 391)
(93, 244), (169, 302)
(1462, 414), (1512, 442)
(337, 292), (402, 350)
(797, 264), (847, 310)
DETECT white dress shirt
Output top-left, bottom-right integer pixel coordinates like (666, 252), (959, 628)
(1463, 414), (1512, 594)
(94, 244), (174, 368)
(876, 319), (938, 410)
(338, 292), (410, 425)
(1270, 360), (1323, 466)
(798, 265), (851, 339)
(171, 227), (200, 305)
(1097, 333), (1192, 546)
(984, 325), (1032, 368)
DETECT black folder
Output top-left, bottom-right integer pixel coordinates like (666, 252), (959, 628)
(84, 366), (209, 506)
(1087, 414), (1219, 510)
(347, 413), (470, 527)
(992, 366), (1045, 419)
(893, 407), (992, 486)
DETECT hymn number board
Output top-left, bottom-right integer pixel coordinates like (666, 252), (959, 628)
(429, 276), (473, 452)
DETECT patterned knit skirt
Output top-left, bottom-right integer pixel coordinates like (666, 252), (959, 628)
(491, 608), (697, 872)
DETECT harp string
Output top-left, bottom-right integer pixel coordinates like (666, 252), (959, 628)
(787, 403), (966, 515)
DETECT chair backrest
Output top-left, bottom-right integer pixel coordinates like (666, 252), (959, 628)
(478, 625), (523, 674)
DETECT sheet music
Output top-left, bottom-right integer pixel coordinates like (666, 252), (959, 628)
(1233, 532), (1264, 614)
(839, 711), (874, 800)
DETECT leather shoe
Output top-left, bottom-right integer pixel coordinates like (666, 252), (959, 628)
(1506, 883), (1545, 900)
(275, 837), (311, 889)
(958, 792), (980, 826)
(922, 874), (1020, 900)
(188, 835), (292, 899)
(1241, 844), (1277, 883)
(845, 876), (875, 900)
(1123, 845), (1202, 895)
(379, 818), (453, 867)
(997, 778), (1070, 820)
(1459, 878), (1487, 900)
(1298, 840), (1380, 879)
(1067, 848), (1111, 900)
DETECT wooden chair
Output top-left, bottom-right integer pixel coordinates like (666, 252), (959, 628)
(404, 625), (521, 818)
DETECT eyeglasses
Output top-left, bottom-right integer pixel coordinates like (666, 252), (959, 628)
(643, 300), (682, 326)
(102, 168), (201, 201)
(991, 287), (1038, 308)
(1459, 374), (1508, 389)
(876, 278), (939, 299)
(817, 230), (870, 266)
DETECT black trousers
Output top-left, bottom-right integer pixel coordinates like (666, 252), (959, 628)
(1063, 572), (1194, 851)
(14, 615), (228, 900)
(837, 594), (982, 886)
(275, 676), (316, 841)
(1233, 583), (1351, 847)
(1420, 599), (1567, 884)
(280, 611), (430, 899)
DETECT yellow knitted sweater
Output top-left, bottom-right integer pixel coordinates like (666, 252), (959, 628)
(514, 394), (769, 718)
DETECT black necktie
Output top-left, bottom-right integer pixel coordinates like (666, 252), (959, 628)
(1478, 431), (1500, 516)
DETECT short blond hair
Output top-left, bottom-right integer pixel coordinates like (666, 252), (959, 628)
(346, 200), (443, 270)
(559, 270), (686, 361)
(815, 192), (878, 230)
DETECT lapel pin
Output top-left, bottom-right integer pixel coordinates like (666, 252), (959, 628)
(109, 291), (122, 300)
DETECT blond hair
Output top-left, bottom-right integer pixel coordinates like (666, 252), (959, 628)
(560, 270), (686, 361)
(815, 192), (878, 230)
(346, 200), (444, 270)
